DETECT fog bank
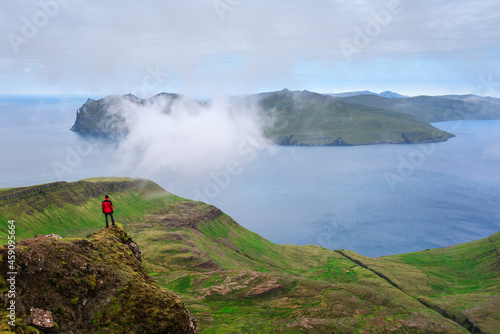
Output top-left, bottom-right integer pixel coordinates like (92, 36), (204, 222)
(106, 95), (272, 192)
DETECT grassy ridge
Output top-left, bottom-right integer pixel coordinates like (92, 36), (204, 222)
(0, 177), (183, 240)
(1, 178), (498, 333)
(252, 89), (455, 145)
(338, 94), (500, 123)
(389, 233), (500, 333)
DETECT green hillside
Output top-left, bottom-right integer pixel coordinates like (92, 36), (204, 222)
(250, 89), (455, 145)
(338, 94), (500, 123)
(1, 178), (498, 333)
(70, 90), (455, 146)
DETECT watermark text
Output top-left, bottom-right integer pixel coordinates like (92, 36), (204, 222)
(6, 220), (17, 327)
(213, 0), (243, 21)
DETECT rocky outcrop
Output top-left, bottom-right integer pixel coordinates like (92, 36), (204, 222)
(70, 95), (140, 133)
(0, 226), (196, 333)
(0, 182), (66, 202)
(70, 93), (200, 134)
(146, 201), (223, 230)
(26, 308), (54, 329)
(195, 271), (289, 299)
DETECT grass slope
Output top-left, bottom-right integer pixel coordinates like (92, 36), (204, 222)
(338, 94), (500, 123)
(252, 89), (455, 145)
(0, 177), (183, 240)
(2, 178), (498, 333)
(387, 233), (500, 333)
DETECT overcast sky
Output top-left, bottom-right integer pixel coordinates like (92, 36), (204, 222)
(1, 0), (499, 98)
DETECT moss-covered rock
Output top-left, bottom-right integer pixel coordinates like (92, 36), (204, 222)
(0, 226), (196, 333)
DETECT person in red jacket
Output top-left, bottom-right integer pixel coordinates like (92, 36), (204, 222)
(101, 195), (115, 227)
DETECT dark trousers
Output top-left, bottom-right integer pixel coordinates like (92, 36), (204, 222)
(104, 213), (115, 226)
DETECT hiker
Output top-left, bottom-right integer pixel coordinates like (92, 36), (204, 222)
(101, 195), (115, 227)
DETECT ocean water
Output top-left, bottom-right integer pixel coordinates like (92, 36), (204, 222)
(1, 96), (499, 257)
(203, 120), (500, 257)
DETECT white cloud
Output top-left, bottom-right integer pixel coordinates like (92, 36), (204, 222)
(1, 0), (499, 96)
(109, 95), (270, 182)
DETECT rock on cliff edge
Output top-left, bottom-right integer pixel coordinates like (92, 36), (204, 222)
(0, 226), (196, 333)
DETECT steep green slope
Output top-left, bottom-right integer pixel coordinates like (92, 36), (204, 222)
(338, 94), (500, 123)
(2, 178), (498, 333)
(0, 177), (184, 240)
(251, 89), (454, 145)
(379, 233), (500, 333)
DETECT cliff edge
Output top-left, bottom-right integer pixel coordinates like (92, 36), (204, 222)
(0, 226), (196, 333)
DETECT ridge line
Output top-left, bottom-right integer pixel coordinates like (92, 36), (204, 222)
(334, 250), (483, 334)
(488, 236), (500, 268)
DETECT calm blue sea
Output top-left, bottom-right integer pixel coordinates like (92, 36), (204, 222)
(1, 96), (499, 257)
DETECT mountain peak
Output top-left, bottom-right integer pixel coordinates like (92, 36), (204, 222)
(330, 91), (408, 98)
(378, 91), (409, 98)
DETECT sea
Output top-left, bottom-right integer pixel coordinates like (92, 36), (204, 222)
(1, 95), (499, 257)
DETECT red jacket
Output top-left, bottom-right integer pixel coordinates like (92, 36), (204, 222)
(102, 199), (113, 214)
